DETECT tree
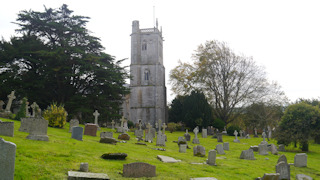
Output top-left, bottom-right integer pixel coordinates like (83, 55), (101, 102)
(170, 40), (286, 125)
(275, 102), (320, 151)
(0, 4), (129, 123)
(168, 96), (184, 123)
(244, 102), (283, 130)
(169, 91), (213, 129)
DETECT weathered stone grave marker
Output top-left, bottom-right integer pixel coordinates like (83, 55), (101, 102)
(207, 150), (217, 166)
(192, 127), (200, 144)
(216, 144), (225, 155)
(202, 128), (207, 138)
(193, 145), (205, 157)
(69, 119), (79, 132)
(123, 162), (156, 178)
(233, 130), (240, 143)
(240, 149), (256, 160)
(84, 123), (98, 136)
(26, 118), (49, 141)
(71, 126), (83, 141)
(294, 153), (307, 167)
(93, 110), (100, 126)
(184, 129), (191, 141)
(5, 91), (16, 113)
(223, 142), (229, 151)
(0, 138), (16, 180)
(0, 121), (14, 137)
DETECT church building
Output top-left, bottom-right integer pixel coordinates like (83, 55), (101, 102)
(123, 20), (167, 126)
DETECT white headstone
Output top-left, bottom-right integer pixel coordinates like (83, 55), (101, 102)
(93, 110), (100, 125)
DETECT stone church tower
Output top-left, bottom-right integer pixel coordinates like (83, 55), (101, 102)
(129, 20), (167, 126)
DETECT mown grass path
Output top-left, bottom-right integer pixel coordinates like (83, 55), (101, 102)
(1, 118), (319, 179)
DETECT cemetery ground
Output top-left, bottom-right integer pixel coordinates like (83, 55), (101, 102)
(1, 118), (320, 180)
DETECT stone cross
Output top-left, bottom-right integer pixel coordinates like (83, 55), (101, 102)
(234, 130), (239, 140)
(25, 101), (30, 117)
(186, 129), (188, 134)
(146, 123), (152, 133)
(254, 127), (257, 136)
(93, 110), (100, 125)
(158, 119), (162, 132)
(111, 120), (115, 129)
(239, 130), (243, 138)
(155, 122), (158, 129)
(5, 91), (16, 112)
(193, 127), (199, 139)
(31, 102), (38, 117)
(262, 131), (266, 142)
(162, 123), (167, 134)
(267, 126), (272, 139)
(120, 116), (125, 128)
(0, 100), (4, 110)
(138, 120), (142, 130)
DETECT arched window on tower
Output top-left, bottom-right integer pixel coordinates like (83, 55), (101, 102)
(142, 40), (147, 51)
(144, 69), (150, 81)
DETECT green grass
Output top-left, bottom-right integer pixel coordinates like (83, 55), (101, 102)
(1, 118), (320, 180)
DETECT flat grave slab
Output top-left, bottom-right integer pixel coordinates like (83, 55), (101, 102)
(157, 155), (181, 163)
(68, 171), (109, 180)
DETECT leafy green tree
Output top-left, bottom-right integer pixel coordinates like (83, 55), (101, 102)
(275, 102), (320, 151)
(15, 97), (27, 121)
(0, 4), (129, 123)
(169, 40), (286, 125)
(168, 96), (184, 123)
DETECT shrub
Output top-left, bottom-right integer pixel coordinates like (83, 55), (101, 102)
(227, 125), (241, 136)
(43, 103), (67, 128)
(212, 118), (225, 131)
(127, 120), (134, 128)
(167, 122), (179, 133)
(15, 97), (27, 121)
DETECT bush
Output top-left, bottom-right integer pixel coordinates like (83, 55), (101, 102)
(43, 103), (67, 128)
(227, 125), (241, 136)
(127, 120), (134, 128)
(167, 122), (179, 133)
(212, 118), (225, 131)
(15, 97), (27, 121)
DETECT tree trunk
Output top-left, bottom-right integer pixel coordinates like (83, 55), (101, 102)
(301, 142), (309, 151)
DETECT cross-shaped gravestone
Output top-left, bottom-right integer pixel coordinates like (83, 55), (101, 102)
(120, 116), (125, 128)
(146, 123), (152, 134)
(93, 110), (100, 125)
(31, 102), (38, 117)
(254, 127), (257, 136)
(193, 127), (199, 139)
(162, 123), (167, 134)
(0, 100), (4, 110)
(111, 120), (115, 129)
(262, 131), (266, 142)
(138, 120), (143, 130)
(234, 130), (239, 140)
(5, 91), (16, 112)
(155, 122), (158, 129)
(158, 119), (162, 132)
(186, 129), (188, 134)
(240, 130), (243, 138)
(25, 101), (30, 117)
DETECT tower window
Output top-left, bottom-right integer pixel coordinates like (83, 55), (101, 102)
(142, 43), (147, 51)
(144, 70), (149, 81)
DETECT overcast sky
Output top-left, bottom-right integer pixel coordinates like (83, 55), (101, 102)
(1, 0), (320, 103)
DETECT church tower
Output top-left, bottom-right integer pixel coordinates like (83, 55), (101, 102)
(129, 20), (167, 126)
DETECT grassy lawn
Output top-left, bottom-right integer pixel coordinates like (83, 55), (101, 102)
(1, 118), (319, 180)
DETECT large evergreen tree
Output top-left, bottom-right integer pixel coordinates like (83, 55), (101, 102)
(0, 4), (129, 123)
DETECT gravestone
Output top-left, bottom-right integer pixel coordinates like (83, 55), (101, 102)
(240, 149), (256, 160)
(267, 126), (272, 139)
(261, 173), (280, 180)
(162, 123), (167, 141)
(5, 91), (16, 113)
(278, 144), (285, 152)
(0, 138), (16, 180)
(19, 118), (33, 132)
(260, 132), (268, 145)
(223, 142), (229, 151)
(178, 136), (187, 146)
(71, 126), (83, 141)
(217, 133), (223, 142)
(93, 110), (100, 125)
(26, 118), (49, 141)
(207, 126), (215, 135)
(31, 102), (39, 117)
(250, 146), (259, 152)
(135, 129), (144, 138)
(156, 133), (166, 146)
(0, 121), (14, 137)
(80, 162), (89, 172)
(270, 144), (278, 155)
(100, 137), (118, 144)
(100, 132), (113, 138)
(192, 127), (200, 144)
(157, 155), (181, 163)
(123, 162), (156, 178)
(25, 101), (30, 117)
(193, 145), (206, 157)
(254, 127), (258, 137)
(111, 120), (115, 130)
(68, 171), (109, 180)
(69, 119), (79, 132)
(215, 144), (225, 155)
(207, 150), (217, 166)
(258, 144), (268, 155)
(296, 174), (313, 180)
(179, 144), (187, 153)
(145, 123), (153, 142)
(117, 116), (125, 133)
(184, 129), (191, 141)
(118, 133), (130, 140)
(294, 153), (307, 167)
(84, 123), (98, 136)
(239, 130), (243, 139)
(233, 130), (240, 143)
(245, 134), (250, 139)
(276, 161), (290, 180)
(202, 128), (207, 138)
(278, 155), (288, 164)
